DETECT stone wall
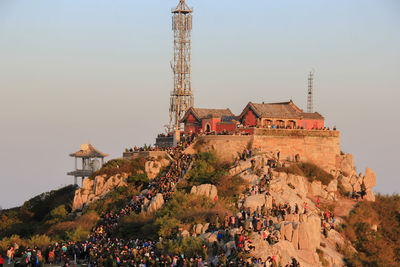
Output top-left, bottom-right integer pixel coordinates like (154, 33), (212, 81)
(123, 151), (169, 160)
(195, 129), (340, 171)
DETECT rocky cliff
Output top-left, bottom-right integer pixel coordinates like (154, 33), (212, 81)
(72, 157), (170, 211)
(185, 152), (376, 266)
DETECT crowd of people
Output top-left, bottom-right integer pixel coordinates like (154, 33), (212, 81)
(1, 135), (321, 267)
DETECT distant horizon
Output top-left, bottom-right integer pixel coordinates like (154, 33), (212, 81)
(0, 0), (399, 209)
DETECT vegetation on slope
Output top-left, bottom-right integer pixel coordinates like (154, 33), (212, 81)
(275, 162), (334, 185)
(0, 185), (77, 239)
(119, 151), (243, 244)
(178, 151), (247, 203)
(89, 157), (147, 180)
(119, 190), (233, 239)
(0, 157), (150, 253)
(342, 194), (400, 267)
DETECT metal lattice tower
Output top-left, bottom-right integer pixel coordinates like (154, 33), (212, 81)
(169, 0), (194, 131)
(307, 71), (314, 113)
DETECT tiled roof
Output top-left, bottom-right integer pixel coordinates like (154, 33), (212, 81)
(69, 143), (109, 158)
(181, 107), (235, 122)
(239, 101), (324, 120)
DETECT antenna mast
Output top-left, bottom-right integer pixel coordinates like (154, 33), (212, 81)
(169, 0), (194, 132)
(307, 71), (314, 113)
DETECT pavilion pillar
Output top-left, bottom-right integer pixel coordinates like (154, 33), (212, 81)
(75, 157), (77, 171)
(74, 176), (77, 185)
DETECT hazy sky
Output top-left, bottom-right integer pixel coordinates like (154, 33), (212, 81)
(0, 0), (399, 209)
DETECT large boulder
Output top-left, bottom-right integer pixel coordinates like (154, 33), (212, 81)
(365, 189), (376, 202)
(190, 184), (218, 200)
(94, 176), (106, 196)
(353, 181), (361, 192)
(146, 193), (165, 213)
(338, 154), (354, 176)
(363, 167), (376, 189)
(326, 179), (337, 192)
(297, 215), (321, 252)
(145, 159), (170, 180)
(243, 194), (266, 212)
(308, 181), (328, 199)
(338, 176), (352, 193)
(72, 189), (84, 211)
(82, 178), (94, 191)
(286, 175), (308, 198)
(283, 222), (293, 242)
(201, 232), (218, 244)
(193, 224), (203, 235)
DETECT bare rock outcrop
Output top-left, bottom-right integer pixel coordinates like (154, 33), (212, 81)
(337, 154), (355, 176)
(365, 189), (376, 202)
(363, 167), (376, 189)
(243, 194), (266, 212)
(146, 193), (164, 213)
(190, 184), (218, 200)
(145, 158), (170, 180)
(72, 172), (129, 211)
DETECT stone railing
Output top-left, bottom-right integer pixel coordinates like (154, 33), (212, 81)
(123, 151), (168, 160)
(253, 128), (340, 138)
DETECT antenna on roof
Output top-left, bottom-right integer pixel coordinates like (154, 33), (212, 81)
(307, 70), (315, 113)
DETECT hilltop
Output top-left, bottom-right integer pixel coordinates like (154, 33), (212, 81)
(0, 137), (399, 267)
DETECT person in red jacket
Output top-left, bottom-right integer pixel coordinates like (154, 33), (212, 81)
(0, 254), (5, 267)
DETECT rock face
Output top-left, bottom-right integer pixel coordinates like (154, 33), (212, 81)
(146, 193), (164, 213)
(327, 179), (338, 192)
(363, 167), (376, 189)
(190, 184), (218, 200)
(365, 189), (376, 202)
(72, 173), (129, 211)
(337, 154), (355, 176)
(145, 158), (170, 180)
(243, 194), (266, 212)
(297, 215), (321, 251)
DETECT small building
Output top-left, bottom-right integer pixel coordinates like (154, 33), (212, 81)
(238, 101), (324, 130)
(67, 143), (109, 186)
(180, 107), (236, 134)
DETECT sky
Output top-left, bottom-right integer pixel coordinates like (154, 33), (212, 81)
(0, 0), (399, 209)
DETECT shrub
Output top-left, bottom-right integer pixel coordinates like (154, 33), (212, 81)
(156, 237), (206, 259)
(66, 227), (89, 242)
(118, 213), (157, 240)
(119, 191), (232, 240)
(0, 185), (77, 239)
(127, 173), (149, 188)
(27, 234), (52, 250)
(275, 162), (334, 186)
(0, 234), (26, 254)
(342, 194), (400, 266)
(86, 184), (138, 215)
(188, 152), (227, 185)
(316, 248), (329, 267)
(90, 158), (146, 179)
(216, 175), (247, 203)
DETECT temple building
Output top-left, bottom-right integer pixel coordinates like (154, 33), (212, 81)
(67, 143), (109, 186)
(238, 101), (324, 130)
(179, 107), (236, 134)
(180, 100), (325, 135)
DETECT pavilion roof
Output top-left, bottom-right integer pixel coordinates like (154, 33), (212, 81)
(69, 143), (109, 158)
(181, 107), (235, 122)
